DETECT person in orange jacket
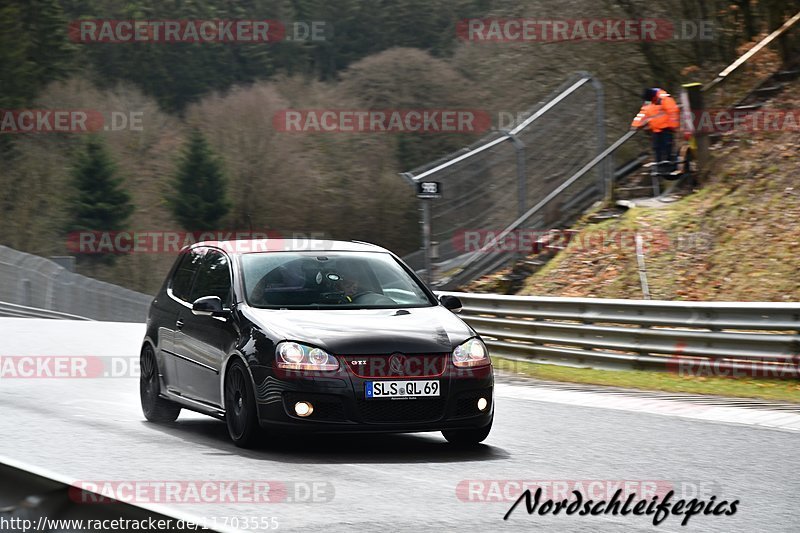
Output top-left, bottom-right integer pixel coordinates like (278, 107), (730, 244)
(631, 88), (680, 167)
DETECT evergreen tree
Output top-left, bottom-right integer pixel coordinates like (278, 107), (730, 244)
(1, 0), (73, 157)
(169, 130), (230, 231)
(55, 0), (487, 109)
(0, 0), (73, 109)
(69, 137), (134, 263)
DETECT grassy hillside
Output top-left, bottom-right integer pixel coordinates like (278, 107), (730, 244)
(511, 80), (799, 301)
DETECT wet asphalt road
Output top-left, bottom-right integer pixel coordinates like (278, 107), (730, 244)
(0, 319), (796, 532)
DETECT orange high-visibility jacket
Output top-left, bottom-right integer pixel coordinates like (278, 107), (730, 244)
(631, 89), (680, 132)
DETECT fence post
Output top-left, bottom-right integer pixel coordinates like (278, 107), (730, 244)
(501, 131), (527, 220)
(588, 75), (610, 203)
(421, 201), (433, 286)
(506, 131), (527, 264)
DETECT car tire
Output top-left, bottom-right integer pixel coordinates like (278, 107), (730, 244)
(442, 417), (492, 445)
(140, 344), (181, 423)
(224, 358), (261, 448)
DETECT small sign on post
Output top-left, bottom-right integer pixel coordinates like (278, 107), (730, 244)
(416, 181), (442, 199)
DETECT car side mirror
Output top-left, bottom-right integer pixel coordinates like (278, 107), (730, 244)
(191, 296), (229, 317)
(439, 295), (463, 314)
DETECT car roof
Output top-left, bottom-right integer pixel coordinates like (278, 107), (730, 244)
(188, 239), (389, 255)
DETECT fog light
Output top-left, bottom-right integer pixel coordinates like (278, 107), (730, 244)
(477, 397), (488, 411)
(294, 401), (314, 417)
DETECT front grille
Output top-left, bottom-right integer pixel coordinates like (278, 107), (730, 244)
(356, 399), (445, 423)
(283, 392), (347, 421)
(343, 353), (448, 379)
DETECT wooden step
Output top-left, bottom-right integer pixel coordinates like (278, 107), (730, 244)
(754, 84), (784, 96)
(617, 186), (653, 192)
(522, 259), (545, 267)
(775, 69), (800, 82)
(732, 103), (763, 111)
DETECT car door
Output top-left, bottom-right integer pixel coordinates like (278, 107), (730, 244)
(159, 247), (205, 394)
(174, 248), (237, 407)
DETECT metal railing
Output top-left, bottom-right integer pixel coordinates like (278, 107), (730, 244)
(401, 72), (615, 288)
(0, 456), (239, 533)
(439, 129), (640, 289)
(0, 300), (92, 320)
(0, 245), (152, 323)
(441, 292), (800, 377)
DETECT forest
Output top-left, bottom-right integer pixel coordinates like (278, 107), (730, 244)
(1, 0), (796, 293)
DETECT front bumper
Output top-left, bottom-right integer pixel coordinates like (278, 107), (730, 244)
(248, 362), (494, 434)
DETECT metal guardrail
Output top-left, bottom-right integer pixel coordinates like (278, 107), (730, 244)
(0, 301), (92, 321)
(2, 275), (797, 378)
(0, 456), (233, 533)
(0, 245), (152, 323)
(441, 292), (800, 377)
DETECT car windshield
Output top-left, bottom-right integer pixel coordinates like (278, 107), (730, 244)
(241, 251), (434, 309)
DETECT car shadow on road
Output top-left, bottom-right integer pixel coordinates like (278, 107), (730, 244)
(142, 418), (509, 464)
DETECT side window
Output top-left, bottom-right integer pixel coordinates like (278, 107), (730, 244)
(191, 250), (232, 305)
(170, 249), (205, 302)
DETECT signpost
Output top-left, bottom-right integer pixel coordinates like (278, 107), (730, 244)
(414, 181), (442, 285)
(416, 181), (442, 199)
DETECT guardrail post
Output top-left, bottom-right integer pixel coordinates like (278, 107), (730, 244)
(20, 279), (32, 307)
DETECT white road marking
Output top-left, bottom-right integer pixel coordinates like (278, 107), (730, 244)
(496, 383), (800, 432)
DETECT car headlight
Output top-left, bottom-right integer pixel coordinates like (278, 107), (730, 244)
(276, 342), (339, 371)
(452, 337), (491, 368)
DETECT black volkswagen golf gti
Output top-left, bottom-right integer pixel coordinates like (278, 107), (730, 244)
(140, 239), (493, 447)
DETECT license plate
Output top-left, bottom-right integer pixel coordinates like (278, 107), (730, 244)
(365, 380), (440, 399)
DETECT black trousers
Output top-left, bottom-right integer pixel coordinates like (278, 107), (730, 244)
(652, 129), (675, 162)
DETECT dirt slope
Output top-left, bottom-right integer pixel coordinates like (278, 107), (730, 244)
(508, 80), (799, 301)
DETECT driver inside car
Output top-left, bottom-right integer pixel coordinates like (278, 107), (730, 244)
(331, 265), (396, 306)
(340, 277), (361, 302)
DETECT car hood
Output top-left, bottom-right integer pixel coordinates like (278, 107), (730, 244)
(242, 305), (475, 355)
